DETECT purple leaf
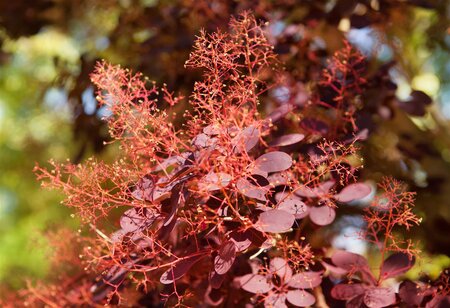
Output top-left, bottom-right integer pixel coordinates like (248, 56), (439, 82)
(270, 134), (305, 147)
(380, 252), (415, 280)
(321, 259), (348, 276)
(277, 196), (309, 219)
(269, 257), (292, 281)
(286, 290), (316, 307)
(334, 183), (372, 203)
(264, 293), (287, 308)
(229, 230), (252, 252)
(309, 205), (336, 226)
(254, 151), (293, 173)
(120, 208), (157, 232)
(256, 209), (295, 233)
(264, 292), (288, 308)
(363, 287), (396, 308)
(425, 295), (450, 308)
(203, 124), (221, 135)
(239, 274), (272, 294)
(295, 181), (335, 198)
(209, 270), (225, 289)
(268, 172), (294, 186)
(214, 241), (236, 275)
(331, 250), (369, 271)
(160, 253), (206, 284)
(247, 174), (270, 187)
(288, 271), (322, 289)
(199, 172), (232, 191)
(192, 133), (217, 149)
(132, 176), (156, 201)
(232, 125), (259, 153)
(236, 177), (269, 201)
(347, 294), (365, 308)
(399, 280), (424, 306)
(331, 283), (366, 300)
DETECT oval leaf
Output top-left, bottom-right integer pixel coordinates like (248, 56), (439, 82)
(380, 252), (415, 280)
(236, 177), (268, 201)
(278, 196), (309, 219)
(232, 125), (259, 153)
(229, 230), (252, 252)
(256, 209), (295, 233)
(347, 294), (365, 308)
(239, 274), (271, 294)
(214, 241), (236, 275)
(270, 134), (305, 147)
(199, 172), (232, 191)
(331, 250), (369, 271)
(120, 208), (157, 232)
(309, 205), (336, 226)
(269, 257), (292, 282)
(264, 293), (287, 308)
(254, 151), (293, 173)
(160, 254), (206, 284)
(399, 280), (424, 306)
(363, 287), (396, 308)
(288, 271), (322, 289)
(331, 283), (366, 300)
(286, 290), (316, 307)
(295, 181), (335, 198)
(334, 183), (372, 203)
(192, 133), (217, 149)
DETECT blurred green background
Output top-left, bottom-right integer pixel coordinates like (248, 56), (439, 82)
(0, 0), (449, 290)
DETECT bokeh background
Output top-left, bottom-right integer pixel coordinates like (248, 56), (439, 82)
(0, 0), (449, 290)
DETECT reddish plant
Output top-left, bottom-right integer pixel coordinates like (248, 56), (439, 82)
(14, 12), (446, 308)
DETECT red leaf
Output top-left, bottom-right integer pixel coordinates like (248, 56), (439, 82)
(288, 271), (322, 289)
(270, 134), (305, 147)
(331, 283), (366, 300)
(295, 180), (335, 198)
(277, 196), (309, 219)
(209, 270), (225, 289)
(269, 257), (292, 281)
(229, 230), (252, 252)
(425, 295), (450, 308)
(160, 253), (207, 284)
(239, 274), (272, 294)
(120, 208), (157, 232)
(380, 252), (415, 280)
(256, 209), (295, 233)
(331, 250), (369, 271)
(363, 287), (396, 308)
(132, 176), (156, 201)
(214, 241), (236, 275)
(347, 294), (365, 308)
(254, 151), (293, 173)
(199, 172), (232, 191)
(398, 280), (424, 306)
(232, 125), (259, 153)
(309, 205), (336, 226)
(203, 124), (221, 135)
(334, 183), (372, 203)
(264, 293), (287, 308)
(286, 289), (316, 307)
(192, 133), (217, 149)
(236, 177), (268, 201)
